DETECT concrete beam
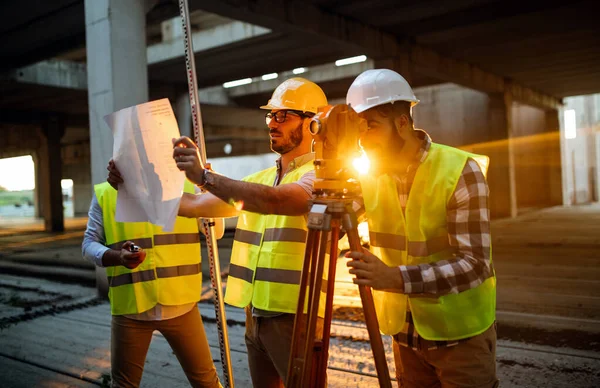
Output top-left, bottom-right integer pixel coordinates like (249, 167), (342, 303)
(193, 0), (562, 110)
(199, 86), (235, 106)
(411, 46), (563, 110)
(148, 20), (270, 65)
(5, 60), (87, 90)
(226, 59), (374, 97)
(507, 81), (563, 111)
(6, 20), (270, 92)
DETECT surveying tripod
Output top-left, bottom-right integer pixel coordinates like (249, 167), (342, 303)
(286, 105), (392, 388)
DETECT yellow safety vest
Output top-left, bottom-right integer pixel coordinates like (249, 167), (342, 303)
(224, 161), (327, 315)
(360, 143), (496, 340)
(95, 181), (202, 316)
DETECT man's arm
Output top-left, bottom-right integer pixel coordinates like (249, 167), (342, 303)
(399, 158), (493, 295)
(81, 194), (146, 269)
(82, 194), (110, 267)
(173, 136), (312, 216)
(202, 172), (311, 215)
(179, 192), (239, 218)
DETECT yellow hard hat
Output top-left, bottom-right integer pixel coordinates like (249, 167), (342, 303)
(260, 77), (328, 114)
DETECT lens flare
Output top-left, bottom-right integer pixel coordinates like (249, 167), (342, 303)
(352, 153), (370, 175)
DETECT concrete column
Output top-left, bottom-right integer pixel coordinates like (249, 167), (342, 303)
(37, 116), (66, 232)
(63, 156), (93, 217)
(558, 106), (572, 205)
(33, 154), (42, 218)
(85, 0), (148, 186)
(85, 0), (148, 297)
(545, 109), (564, 206)
(175, 93), (192, 138)
(73, 182), (93, 216)
(595, 132), (600, 203)
(486, 92), (518, 218)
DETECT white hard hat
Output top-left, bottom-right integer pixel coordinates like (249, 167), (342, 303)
(346, 69), (419, 113)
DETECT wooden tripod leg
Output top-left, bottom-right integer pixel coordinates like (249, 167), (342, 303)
(315, 222), (340, 386)
(287, 229), (320, 387)
(300, 229), (329, 387)
(345, 222), (392, 388)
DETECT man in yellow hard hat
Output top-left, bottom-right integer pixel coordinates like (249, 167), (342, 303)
(109, 77), (328, 387)
(344, 69), (498, 388)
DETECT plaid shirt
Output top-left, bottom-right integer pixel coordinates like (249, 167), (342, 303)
(386, 130), (493, 350)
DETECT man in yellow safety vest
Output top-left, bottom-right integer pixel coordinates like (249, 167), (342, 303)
(344, 69), (498, 388)
(108, 77), (329, 387)
(83, 179), (222, 387)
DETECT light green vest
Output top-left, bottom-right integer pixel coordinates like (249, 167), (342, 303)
(224, 161), (327, 315)
(95, 181), (202, 315)
(359, 143), (496, 340)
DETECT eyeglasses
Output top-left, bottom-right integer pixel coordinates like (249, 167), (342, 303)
(265, 110), (304, 125)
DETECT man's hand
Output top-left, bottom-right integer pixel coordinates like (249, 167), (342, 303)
(173, 136), (205, 185)
(119, 241), (146, 269)
(346, 248), (404, 291)
(107, 159), (123, 190)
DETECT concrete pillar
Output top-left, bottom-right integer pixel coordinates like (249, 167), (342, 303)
(545, 109), (564, 206)
(85, 0), (148, 297)
(37, 116), (66, 232)
(73, 182), (93, 216)
(175, 93), (192, 138)
(558, 106), (572, 205)
(595, 132), (600, 202)
(85, 0), (148, 186)
(63, 155), (93, 217)
(486, 92), (518, 219)
(33, 154), (42, 218)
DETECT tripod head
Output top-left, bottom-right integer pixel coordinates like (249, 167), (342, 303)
(309, 104), (368, 199)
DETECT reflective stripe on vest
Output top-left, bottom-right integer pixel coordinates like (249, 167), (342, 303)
(107, 233), (200, 250)
(233, 228), (307, 245)
(360, 143), (495, 340)
(107, 263), (202, 287)
(95, 181), (203, 315)
(108, 269), (156, 287)
(154, 233), (200, 246)
(108, 238), (153, 250)
(263, 228), (307, 243)
(234, 229), (262, 246)
(369, 232), (455, 257)
(229, 265), (303, 284)
(229, 263), (254, 283)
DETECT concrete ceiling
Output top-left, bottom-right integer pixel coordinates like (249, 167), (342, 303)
(186, 0), (599, 98)
(1, 0), (85, 71)
(1, 0), (598, 111)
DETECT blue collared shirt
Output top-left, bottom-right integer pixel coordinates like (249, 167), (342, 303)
(81, 194), (109, 267)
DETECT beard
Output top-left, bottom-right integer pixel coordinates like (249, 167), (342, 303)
(270, 123), (304, 154)
(361, 134), (405, 173)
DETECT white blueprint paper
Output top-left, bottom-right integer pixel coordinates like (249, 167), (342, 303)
(104, 98), (185, 231)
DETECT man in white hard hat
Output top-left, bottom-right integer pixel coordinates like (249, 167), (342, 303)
(109, 77), (329, 387)
(345, 69), (498, 387)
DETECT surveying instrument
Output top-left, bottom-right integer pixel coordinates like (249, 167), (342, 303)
(286, 105), (392, 387)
